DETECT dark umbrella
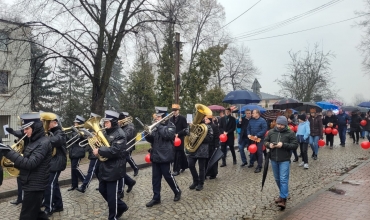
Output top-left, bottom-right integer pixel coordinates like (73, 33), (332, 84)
(341, 106), (360, 112)
(294, 102), (322, 113)
(208, 105), (225, 111)
(272, 98), (303, 110)
(358, 102), (370, 108)
(261, 150), (271, 191)
(261, 109), (284, 120)
(206, 147), (224, 174)
(222, 90), (261, 105)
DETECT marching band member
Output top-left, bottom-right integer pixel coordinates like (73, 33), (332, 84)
(0, 113), (52, 219)
(68, 115), (86, 191)
(93, 110), (128, 219)
(145, 110), (181, 207)
(205, 115), (220, 179)
(42, 113), (67, 216)
(169, 104), (189, 176)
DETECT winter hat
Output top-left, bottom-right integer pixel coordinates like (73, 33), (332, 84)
(276, 116), (288, 126)
(298, 114), (306, 121)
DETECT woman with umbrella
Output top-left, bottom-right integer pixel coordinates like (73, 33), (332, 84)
(264, 116), (298, 210)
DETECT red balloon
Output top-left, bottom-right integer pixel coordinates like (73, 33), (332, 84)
(325, 127), (332, 134)
(331, 129), (338, 135)
(293, 126), (298, 132)
(265, 130), (269, 137)
(248, 144), (257, 154)
(361, 141), (370, 150)
(361, 120), (367, 127)
(174, 137), (181, 147)
(288, 125), (294, 131)
(318, 139), (325, 147)
(219, 134), (228, 143)
(145, 153), (151, 163)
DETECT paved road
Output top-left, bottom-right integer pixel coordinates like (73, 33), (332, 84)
(1, 138), (369, 219)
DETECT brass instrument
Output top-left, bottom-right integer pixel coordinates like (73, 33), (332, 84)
(66, 126), (86, 149)
(40, 112), (58, 156)
(62, 124), (84, 135)
(79, 116), (110, 161)
(126, 112), (174, 151)
(118, 116), (133, 127)
(0, 134), (27, 176)
(184, 104), (212, 153)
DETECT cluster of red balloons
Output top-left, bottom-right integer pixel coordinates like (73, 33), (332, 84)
(361, 120), (367, 127)
(323, 127), (338, 135)
(219, 134), (228, 142)
(361, 141), (370, 150)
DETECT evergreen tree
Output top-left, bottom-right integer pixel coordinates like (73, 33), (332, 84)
(105, 57), (125, 111)
(30, 43), (60, 111)
(201, 86), (226, 106)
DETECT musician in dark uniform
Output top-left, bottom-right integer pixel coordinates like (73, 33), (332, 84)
(117, 111), (136, 199)
(0, 113), (51, 219)
(169, 104), (189, 176)
(205, 115), (220, 179)
(43, 113), (67, 216)
(219, 107), (237, 166)
(68, 115), (86, 192)
(77, 112), (101, 193)
(93, 110), (128, 220)
(145, 111), (182, 207)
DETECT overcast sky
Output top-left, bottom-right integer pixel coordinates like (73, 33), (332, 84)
(218, 0), (369, 104)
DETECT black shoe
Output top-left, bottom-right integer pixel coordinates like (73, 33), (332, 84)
(247, 164), (254, 168)
(356, 142), (359, 145)
(209, 176), (216, 179)
(53, 207), (64, 213)
(220, 163), (226, 167)
(241, 162), (248, 167)
(67, 186), (77, 191)
(293, 159), (298, 162)
(330, 146), (333, 149)
(172, 171), (180, 176)
(96, 187), (99, 190)
(133, 169), (139, 177)
(189, 182), (198, 190)
(10, 200), (22, 205)
(195, 185), (203, 191)
(76, 186), (86, 193)
(180, 169), (185, 173)
(313, 155), (317, 160)
(126, 180), (136, 193)
(254, 168), (261, 173)
(146, 199), (160, 207)
(44, 210), (53, 217)
(117, 206), (129, 218)
(119, 192), (124, 199)
(298, 154), (302, 157)
(174, 190), (181, 201)
(233, 160), (237, 165)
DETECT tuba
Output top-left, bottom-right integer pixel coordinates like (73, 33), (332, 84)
(0, 134), (27, 176)
(40, 112), (58, 156)
(184, 104), (212, 153)
(80, 116), (110, 161)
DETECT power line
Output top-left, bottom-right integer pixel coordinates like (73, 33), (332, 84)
(235, 13), (369, 42)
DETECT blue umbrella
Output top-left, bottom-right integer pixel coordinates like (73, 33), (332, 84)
(358, 102), (370, 108)
(222, 90), (261, 105)
(316, 101), (338, 110)
(240, 104), (266, 113)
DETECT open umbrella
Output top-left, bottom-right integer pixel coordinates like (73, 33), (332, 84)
(358, 102), (370, 108)
(222, 90), (261, 105)
(208, 105), (225, 111)
(272, 98), (302, 110)
(358, 107), (369, 113)
(341, 106), (360, 112)
(206, 147), (224, 174)
(261, 110), (284, 120)
(295, 102), (322, 113)
(261, 149), (271, 191)
(316, 101), (338, 110)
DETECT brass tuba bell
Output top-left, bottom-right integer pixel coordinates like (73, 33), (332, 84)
(184, 104), (212, 153)
(0, 134), (27, 177)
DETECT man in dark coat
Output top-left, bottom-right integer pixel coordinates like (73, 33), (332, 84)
(322, 110), (338, 149)
(145, 111), (181, 207)
(1, 112), (51, 219)
(43, 113), (67, 216)
(205, 115), (219, 179)
(308, 109), (323, 160)
(237, 109), (252, 166)
(337, 109), (350, 146)
(219, 107), (237, 166)
(169, 104), (189, 176)
(93, 110), (129, 220)
(68, 115), (86, 191)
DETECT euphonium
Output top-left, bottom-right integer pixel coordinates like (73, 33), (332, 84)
(184, 104), (212, 153)
(118, 116), (133, 127)
(82, 116), (110, 162)
(0, 134), (27, 177)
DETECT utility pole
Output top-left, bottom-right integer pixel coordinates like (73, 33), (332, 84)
(174, 32), (181, 104)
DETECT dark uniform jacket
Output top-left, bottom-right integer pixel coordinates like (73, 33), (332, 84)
(264, 126), (298, 162)
(146, 121), (176, 163)
(98, 126), (127, 181)
(219, 115), (236, 145)
(323, 115), (338, 129)
(209, 122), (220, 152)
(49, 126), (67, 172)
(5, 122), (52, 191)
(68, 130), (86, 159)
(170, 114), (188, 151)
(189, 123), (213, 159)
(121, 123), (136, 151)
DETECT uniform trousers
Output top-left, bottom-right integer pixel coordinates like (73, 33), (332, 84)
(152, 162), (180, 201)
(43, 171), (63, 212)
(118, 173), (135, 194)
(188, 157), (206, 185)
(16, 177), (24, 202)
(81, 159), (100, 189)
(126, 151), (138, 171)
(99, 180), (128, 220)
(20, 191), (49, 220)
(71, 158), (85, 188)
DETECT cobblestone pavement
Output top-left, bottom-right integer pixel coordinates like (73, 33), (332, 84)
(1, 137), (369, 220)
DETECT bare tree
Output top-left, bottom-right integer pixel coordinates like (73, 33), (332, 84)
(356, 3), (370, 75)
(276, 43), (336, 102)
(352, 93), (368, 106)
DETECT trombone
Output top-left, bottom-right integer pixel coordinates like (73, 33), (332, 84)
(66, 127), (86, 149)
(63, 124), (84, 135)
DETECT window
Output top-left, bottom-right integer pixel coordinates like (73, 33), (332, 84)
(0, 115), (10, 139)
(0, 32), (9, 51)
(0, 71), (9, 94)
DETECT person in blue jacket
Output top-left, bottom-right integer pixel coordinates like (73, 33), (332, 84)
(337, 109), (350, 146)
(296, 114), (310, 169)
